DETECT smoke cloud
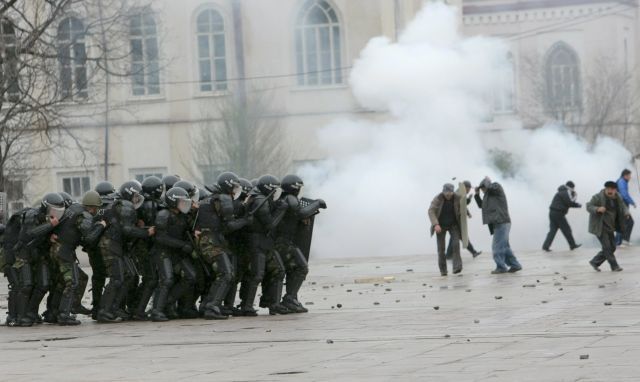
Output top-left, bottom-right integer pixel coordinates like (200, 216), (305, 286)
(302, 3), (634, 258)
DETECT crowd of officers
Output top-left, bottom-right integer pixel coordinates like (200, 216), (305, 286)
(1, 172), (327, 326)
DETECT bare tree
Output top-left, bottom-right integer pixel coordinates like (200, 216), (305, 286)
(0, 0), (161, 212)
(519, 51), (640, 153)
(187, 90), (292, 185)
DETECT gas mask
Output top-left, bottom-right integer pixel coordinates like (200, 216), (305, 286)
(48, 205), (65, 220)
(131, 193), (145, 210)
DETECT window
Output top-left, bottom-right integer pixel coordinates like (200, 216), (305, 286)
(494, 53), (515, 113)
(196, 9), (227, 92)
(58, 17), (88, 100)
(130, 167), (166, 183)
(545, 42), (581, 110)
(0, 18), (19, 101)
(62, 175), (91, 198)
(295, 0), (343, 86)
(129, 11), (160, 96)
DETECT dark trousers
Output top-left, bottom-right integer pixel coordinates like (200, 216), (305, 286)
(446, 236), (478, 257)
(615, 215), (634, 245)
(591, 231), (621, 270)
(437, 226), (462, 274)
(543, 210), (577, 250)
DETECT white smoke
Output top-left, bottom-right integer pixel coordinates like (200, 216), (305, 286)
(302, 3), (633, 258)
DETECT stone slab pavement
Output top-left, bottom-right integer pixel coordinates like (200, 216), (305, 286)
(1, 246), (640, 381)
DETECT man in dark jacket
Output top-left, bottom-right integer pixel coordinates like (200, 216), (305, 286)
(587, 181), (628, 272)
(428, 183), (463, 276)
(542, 181), (582, 252)
(475, 177), (522, 274)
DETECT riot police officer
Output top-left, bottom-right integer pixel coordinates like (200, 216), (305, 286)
(197, 172), (252, 320)
(150, 187), (196, 322)
(97, 181), (154, 323)
(223, 178), (253, 316)
(131, 176), (164, 320)
(240, 175), (289, 316)
(13, 193), (65, 326)
(276, 175), (326, 313)
(86, 181), (118, 318)
(169, 179), (201, 319)
(50, 191), (107, 325)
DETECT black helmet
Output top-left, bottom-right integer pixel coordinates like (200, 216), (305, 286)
(119, 180), (145, 209)
(165, 187), (192, 214)
(257, 174), (281, 196)
(217, 172), (241, 195)
(250, 178), (259, 187)
(281, 174), (304, 196)
(162, 175), (181, 191)
(197, 186), (211, 201)
(41, 192), (66, 218)
(174, 180), (199, 202)
(239, 178), (253, 195)
(141, 176), (163, 199)
(58, 191), (75, 208)
(95, 181), (116, 196)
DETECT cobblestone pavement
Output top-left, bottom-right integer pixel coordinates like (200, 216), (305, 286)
(1, 247), (639, 381)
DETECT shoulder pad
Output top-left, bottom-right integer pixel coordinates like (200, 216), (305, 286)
(22, 208), (41, 225)
(155, 209), (171, 228)
(218, 194), (235, 217)
(284, 194), (298, 208)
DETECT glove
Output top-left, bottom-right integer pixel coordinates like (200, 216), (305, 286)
(318, 199), (327, 209)
(181, 243), (193, 254)
(276, 200), (288, 210)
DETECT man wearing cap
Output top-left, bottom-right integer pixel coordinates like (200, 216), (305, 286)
(587, 181), (628, 272)
(542, 181), (582, 252)
(428, 183), (463, 276)
(475, 177), (522, 274)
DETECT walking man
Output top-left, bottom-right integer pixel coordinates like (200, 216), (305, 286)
(542, 181), (582, 252)
(616, 169), (635, 247)
(475, 177), (522, 274)
(428, 183), (463, 276)
(588, 181), (628, 272)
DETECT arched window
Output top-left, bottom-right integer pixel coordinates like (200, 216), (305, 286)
(130, 11), (160, 96)
(494, 53), (515, 113)
(58, 17), (87, 99)
(295, 0), (343, 86)
(0, 18), (19, 101)
(545, 42), (581, 109)
(196, 9), (227, 92)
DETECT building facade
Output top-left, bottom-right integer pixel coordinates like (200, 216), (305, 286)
(2, 0), (637, 213)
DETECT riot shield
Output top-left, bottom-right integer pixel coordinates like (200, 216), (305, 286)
(295, 197), (318, 261)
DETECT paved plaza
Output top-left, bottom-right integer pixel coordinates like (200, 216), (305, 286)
(1, 247), (640, 381)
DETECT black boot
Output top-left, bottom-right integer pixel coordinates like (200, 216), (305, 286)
(203, 305), (228, 320)
(97, 285), (121, 323)
(15, 290), (33, 327)
(151, 286), (170, 322)
(58, 295), (81, 326)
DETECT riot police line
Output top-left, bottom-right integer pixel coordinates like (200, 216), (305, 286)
(0, 172), (327, 326)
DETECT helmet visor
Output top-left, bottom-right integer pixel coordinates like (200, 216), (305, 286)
(132, 193), (145, 210)
(48, 205), (65, 220)
(296, 186), (304, 199)
(232, 185), (242, 200)
(272, 188), (283, 201)
(191, 189), (200, 203)
(177, 198), (192, 214)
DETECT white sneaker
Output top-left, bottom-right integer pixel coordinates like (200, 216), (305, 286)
(623, 241), (632, 247)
